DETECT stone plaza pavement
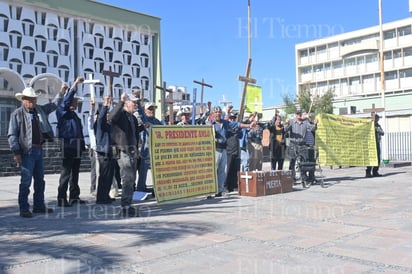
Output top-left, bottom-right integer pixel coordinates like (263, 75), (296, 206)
(1, 164), (412, 274)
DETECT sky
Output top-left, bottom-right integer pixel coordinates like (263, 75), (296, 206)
(98, 0), (411, 109)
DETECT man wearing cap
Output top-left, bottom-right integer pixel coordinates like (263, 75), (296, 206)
(208, 106), (256, 197)
(56, 76), (86, 207)
(136, 101), (163, 194)
(110, 92), (144, 217)
(284, 109), (318, 182)
(8, 86), (58, 217)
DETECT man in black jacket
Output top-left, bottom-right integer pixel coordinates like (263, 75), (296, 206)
(110, 92), (144, 217)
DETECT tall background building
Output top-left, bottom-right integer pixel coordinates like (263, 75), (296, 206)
(0, 0), (161, 138)
(262, 17), (412, 161)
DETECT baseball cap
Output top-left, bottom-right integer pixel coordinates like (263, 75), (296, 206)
(145, 102), (157, 109)
(126, 93), (139, 102)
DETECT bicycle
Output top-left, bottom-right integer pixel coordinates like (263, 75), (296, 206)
(289, 144), (324, 188)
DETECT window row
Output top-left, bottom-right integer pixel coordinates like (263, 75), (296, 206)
(299, 24), (412, 58)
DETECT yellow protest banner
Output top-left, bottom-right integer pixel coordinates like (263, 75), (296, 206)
(149, 125), (217, 203)
(316, 113), (378, 167)
(246, 85), (262, 113)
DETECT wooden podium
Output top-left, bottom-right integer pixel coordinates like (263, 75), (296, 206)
(238, 170), (293, 197)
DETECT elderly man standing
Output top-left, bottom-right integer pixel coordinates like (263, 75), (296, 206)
(208, 106), (255, 197)
(56, 76), (86, 207)
(110, 92), (144, 217)
(284, 110), (318, 183)
(8, 87), (58, 217)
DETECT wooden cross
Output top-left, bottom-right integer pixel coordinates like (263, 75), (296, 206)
(101, 66), (120, 98)
(240, 172), (253, 193)
(193, 78), (213, 114)
(237, 58), (256, 122)
(363, 103), (385, 118)
(83, 74), (100, 102)
(155, 81), (174, 125)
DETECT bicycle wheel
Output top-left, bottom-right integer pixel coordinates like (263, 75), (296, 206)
(291, 158), (301, 184)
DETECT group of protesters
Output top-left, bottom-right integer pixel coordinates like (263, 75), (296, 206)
(11, 76), (384, 218)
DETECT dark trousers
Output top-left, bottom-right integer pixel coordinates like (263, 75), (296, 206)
(96, 153), (114, 202)
(271, 144), (284, 170)
(225, 154), (240, 191)
(366, 144), (381, 175)
(113, 159), (122, 188)
(90, 148), (97, 193)
(58, 149), (81, 201)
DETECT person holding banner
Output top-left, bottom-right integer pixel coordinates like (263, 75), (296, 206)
(136, 102), (163, 194)
(208, 106), (255, 197)
(284, 110), (318, 182)
(224, 112), (242, 192)
(366, 114), (384, 178)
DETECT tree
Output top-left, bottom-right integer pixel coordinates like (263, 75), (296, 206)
(282, 86), (334, 116)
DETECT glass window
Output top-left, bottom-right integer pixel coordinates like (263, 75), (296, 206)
(9, 31), (22, 48)
(400, 69), (412, 78)
(114, 38), (122, 51)
(384, 51), (392, 60)
(332, 60), (343, 69)
(22, 46), (34, 64)
(58, 39), (69, 56)
(299, 49), (308, 58)
(366, 54), (378, 63)
(398, 26), (412, 37)
(46, 50), (58, 67)
(34, 35), (46, 52)
(344, 57), (356, 67)
(404, 47), (412, 57)
(385, 71), (397, 80)
(83, 43), (94, 59)
(384, 29), (396, 40)
(0, 43), (8, 60)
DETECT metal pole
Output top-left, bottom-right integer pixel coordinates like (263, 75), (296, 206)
(248, 0), (251, 60)
(379, 0), (388, 161)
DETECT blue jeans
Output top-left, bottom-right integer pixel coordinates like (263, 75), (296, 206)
(215, 148), (227, 193)
(240, 149), (249, 172)
(19, 147), (46, 212)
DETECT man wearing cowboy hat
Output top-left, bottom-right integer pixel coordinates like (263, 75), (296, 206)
(176, 106), (191, 125)
(8, 86), (59, 217)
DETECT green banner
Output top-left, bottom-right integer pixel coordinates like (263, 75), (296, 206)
(246, 85), (262, 113)
(316, 113), (378, 167)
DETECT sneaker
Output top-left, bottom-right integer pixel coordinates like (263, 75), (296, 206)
(57, 199), (72, 207)
(214, 192), (222, 197)
(33, 207), (54, 214)
(120, 207), (140, 217)
(373, 173), (382, 177)
(20, 210), (33, 218)
(365, 173), (373, 178)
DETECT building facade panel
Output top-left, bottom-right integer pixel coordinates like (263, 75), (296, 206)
(0, 0), (161, 137)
